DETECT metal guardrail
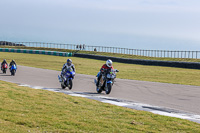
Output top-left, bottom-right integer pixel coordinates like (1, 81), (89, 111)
(0, 48), (72, 57)
(1, 41), (200, 59)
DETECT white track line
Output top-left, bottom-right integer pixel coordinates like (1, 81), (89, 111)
(18, 84), (200, 124)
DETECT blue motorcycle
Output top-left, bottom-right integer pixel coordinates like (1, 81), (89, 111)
(10, 64), (17, 76)
(58, 68), (75, 90)
(95, 68), (119, 94)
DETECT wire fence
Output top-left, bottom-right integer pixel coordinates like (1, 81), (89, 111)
(1, 41), (200, 59)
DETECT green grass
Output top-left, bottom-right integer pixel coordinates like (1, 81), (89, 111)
(1, 45), (200, 62)
(0, 80), (200, 132)
(1, 52), (200, 86)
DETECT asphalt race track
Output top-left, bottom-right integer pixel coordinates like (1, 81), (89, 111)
(1, 65), (200, 116)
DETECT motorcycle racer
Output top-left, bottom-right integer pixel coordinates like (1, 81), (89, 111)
(1, 59), (8, 70)
(61, 59), (76, 78)
(1, 59), (8, 67)
(96, 59), (114, 86)
(9, 60), (17, 69)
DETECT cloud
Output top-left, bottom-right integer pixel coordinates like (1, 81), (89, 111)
(1, 0), (200, 50)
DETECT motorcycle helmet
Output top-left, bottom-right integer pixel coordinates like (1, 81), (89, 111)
(106, 59), (112, 68)
(67, 59), (72, 66)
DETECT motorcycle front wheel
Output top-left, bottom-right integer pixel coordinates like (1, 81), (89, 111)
(61, 84), (66, 89)
(68, 79), (73, 90)
(105, 83), (112, 94)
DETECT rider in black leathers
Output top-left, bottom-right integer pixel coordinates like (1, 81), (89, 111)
(9, 60), (17, 69)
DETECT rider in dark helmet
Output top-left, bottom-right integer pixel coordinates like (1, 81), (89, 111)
(61, 59), (76, 78)
(9, 59), (17, 69)
(1, 59), (8, 70)
(62, 59), (75, 72)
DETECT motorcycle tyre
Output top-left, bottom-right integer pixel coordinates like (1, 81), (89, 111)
(11, 70), (15, 76)
(96, 85), (102, 93)
(61, 84), (66, 89)
(3, 69), (6, 74)
(68, 79), (73, 90)
(105, 83), (112, 94)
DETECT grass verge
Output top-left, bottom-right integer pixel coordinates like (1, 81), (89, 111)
(1, 46), (200, 62)
(0, 80), (200, 132)
(1, 52), (200, 86)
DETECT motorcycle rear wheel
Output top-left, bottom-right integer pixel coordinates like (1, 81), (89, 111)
(11, 70), (15, 76)
(3, 69), (6, 74)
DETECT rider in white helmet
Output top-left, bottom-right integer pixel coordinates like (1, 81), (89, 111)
(96, 59), (114, 86)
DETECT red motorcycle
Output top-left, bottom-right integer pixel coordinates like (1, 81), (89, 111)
(1, 63), (8, 74)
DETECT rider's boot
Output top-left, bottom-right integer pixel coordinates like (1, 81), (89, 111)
(96, 75), (101, 86)
(96, 79), (99, 86)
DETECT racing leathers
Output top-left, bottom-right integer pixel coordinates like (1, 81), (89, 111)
(9, 60), (17, 69)
(1, 60), (8, 70)
(96, 64), (114, 86)
(61, 63), (76, 79)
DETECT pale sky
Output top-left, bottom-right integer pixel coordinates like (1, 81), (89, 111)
(0, 0), (200, 50)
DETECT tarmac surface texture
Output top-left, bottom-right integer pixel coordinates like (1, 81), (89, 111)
(0, 65), (200, 115)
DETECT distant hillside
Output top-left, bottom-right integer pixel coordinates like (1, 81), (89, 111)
(0, 41), (25, 46)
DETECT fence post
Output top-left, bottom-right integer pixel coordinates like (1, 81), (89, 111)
(160, 50), (162, 57)
(157, 50), (159, 57)
(192, 51), (194, 59)
(185, 51), (186, 58)
(178, 51), (179, 58)
(163, 50), (165, 58)
(196, 51), (198, 59)
(180, 51), (182, 58)
(188, 51), (190, 58)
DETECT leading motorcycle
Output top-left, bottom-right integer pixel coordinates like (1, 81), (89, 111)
(58, 67), (75, 90)
(95, 68), (119, 94)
